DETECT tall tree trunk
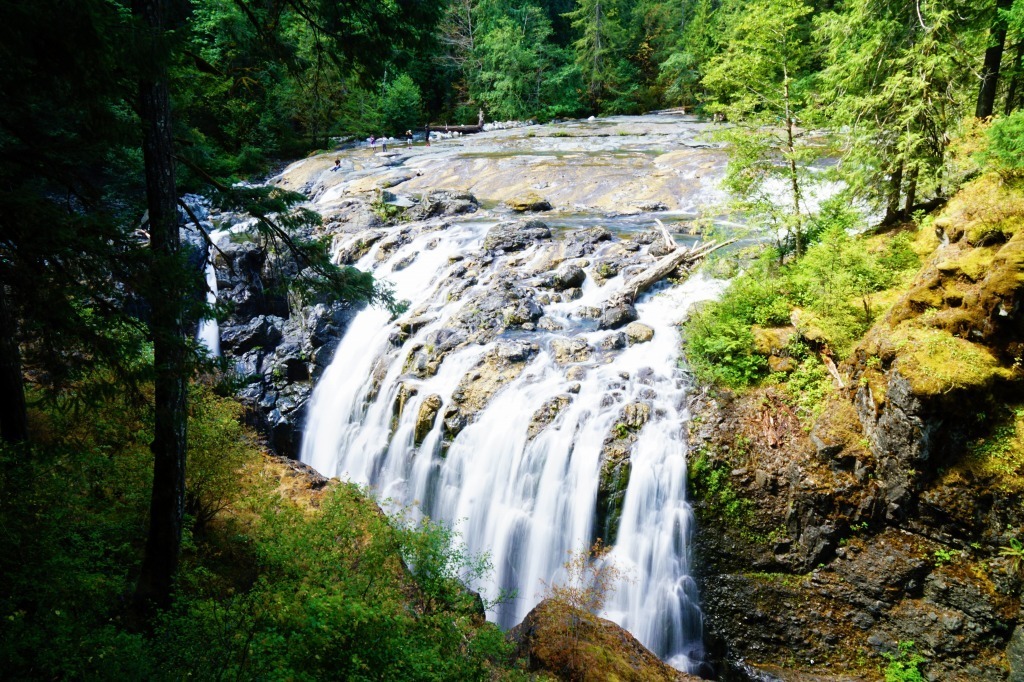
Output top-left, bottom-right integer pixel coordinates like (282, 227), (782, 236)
(885, 159), (903, 224)
(784, 68), (802, 256)
(133, 0), (189, 614)
(0, 286), (28, 444)
(903, 165), (918, 215)
(976, 0), (1013, 118)
(1006, 40), (1023, 115)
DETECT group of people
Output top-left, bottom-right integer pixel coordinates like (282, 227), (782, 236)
(330, 126), (433, 172)
(367, 130), (422, 153)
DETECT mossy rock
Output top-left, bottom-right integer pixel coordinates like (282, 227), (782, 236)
(936, 247), (997, 283)
(935, 174), (1024, 245)
(887, 325), (1012, 397)
(509, 600), (699, 682)
(752, 325), (797, 356)
(506, 193), (552, 212)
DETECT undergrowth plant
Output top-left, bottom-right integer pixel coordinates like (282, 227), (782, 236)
(684, 212), (921, 390)
(883, 640), (927, 682)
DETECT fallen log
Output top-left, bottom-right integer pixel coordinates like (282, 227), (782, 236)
(617, 237), (737, 304)
(431, 124), (484, 134)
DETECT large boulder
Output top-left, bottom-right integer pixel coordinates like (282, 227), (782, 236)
(506, 193), (552, 212)
(483, 220), (552, 252)
(599, 302), (639, 330)
(509, 599), (699, 682)
(624, 322), (654, 344)
(564, 226), (612, 258)
(409, 189), (479, 220)
(552, 263), (586, 290)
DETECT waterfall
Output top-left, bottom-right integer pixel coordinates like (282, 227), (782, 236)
(196, 228), (226, 356)
(300, 213), (725, 673)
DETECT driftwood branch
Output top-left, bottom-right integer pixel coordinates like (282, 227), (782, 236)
(618, 237), (737, 303)
(654, 218), (677, 251)
(821, 353), (845, 388)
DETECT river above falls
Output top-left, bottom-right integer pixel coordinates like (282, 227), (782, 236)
(281, 112), (735, 673)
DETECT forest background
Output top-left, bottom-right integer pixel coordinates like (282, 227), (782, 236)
(2, 0), (1024, 678)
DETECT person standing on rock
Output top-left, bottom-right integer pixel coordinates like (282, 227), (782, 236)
(369, 135), (376, 152)
(382, 137), (388, 152)
(405, 130), (413, 145)
(424, 123), (430, 146)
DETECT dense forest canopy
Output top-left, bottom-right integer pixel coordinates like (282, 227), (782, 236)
(1, 0), (1024, 677)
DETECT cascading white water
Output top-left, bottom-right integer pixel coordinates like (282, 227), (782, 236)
(197, 228), (227, 356)
(300, 213), (725, 672)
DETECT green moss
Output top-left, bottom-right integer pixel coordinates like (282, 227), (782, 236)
(889, 325), (1011, 396)
(960, 405), (1024, 492)
(688, 448), (755, 532)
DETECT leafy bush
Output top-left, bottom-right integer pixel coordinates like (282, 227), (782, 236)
(185, 381), (256, 532)
(2, 375), (522, 680)
(379, 73), (424, 137)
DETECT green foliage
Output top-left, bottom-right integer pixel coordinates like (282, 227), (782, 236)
(685, 221), (923, 389)
(999, 538), (1024, 574)
(779, 354), (832, 422)
(379, 73), (425, 136)
(883, 640), (927, 682)
(702, 0), (817, 254)
(933, 547), (959, 566)
(963, 406), (1024, 492)
(814, 0), (976, 218)
(982, 111), (1024, 176)
(688, 449), (753, 526)
(0, 378), (522, 680)
(185, 382), (255, 532)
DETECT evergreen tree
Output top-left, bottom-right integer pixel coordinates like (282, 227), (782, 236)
(477, 4), (557, 119)
(565, 0), (628, 111)
(816, 0), (978, 221)
(703, 0), (816, 255)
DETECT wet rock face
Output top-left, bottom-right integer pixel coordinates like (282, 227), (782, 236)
(527, 395), (572, 440)
(689, 380), (1024, 681)
(415, 394), (443, 445)
(213, 234), (363, 458)
(443, 341), (539, 441)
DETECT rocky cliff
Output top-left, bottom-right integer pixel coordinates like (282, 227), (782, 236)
(689, 175), (1024, 681)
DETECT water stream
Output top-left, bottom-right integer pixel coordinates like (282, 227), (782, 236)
(297, 113), (732, 672)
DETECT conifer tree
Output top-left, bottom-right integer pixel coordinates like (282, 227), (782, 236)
(703, 0), (815, 255)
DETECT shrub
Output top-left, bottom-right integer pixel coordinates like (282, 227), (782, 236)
(185, 381), (256, 532)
